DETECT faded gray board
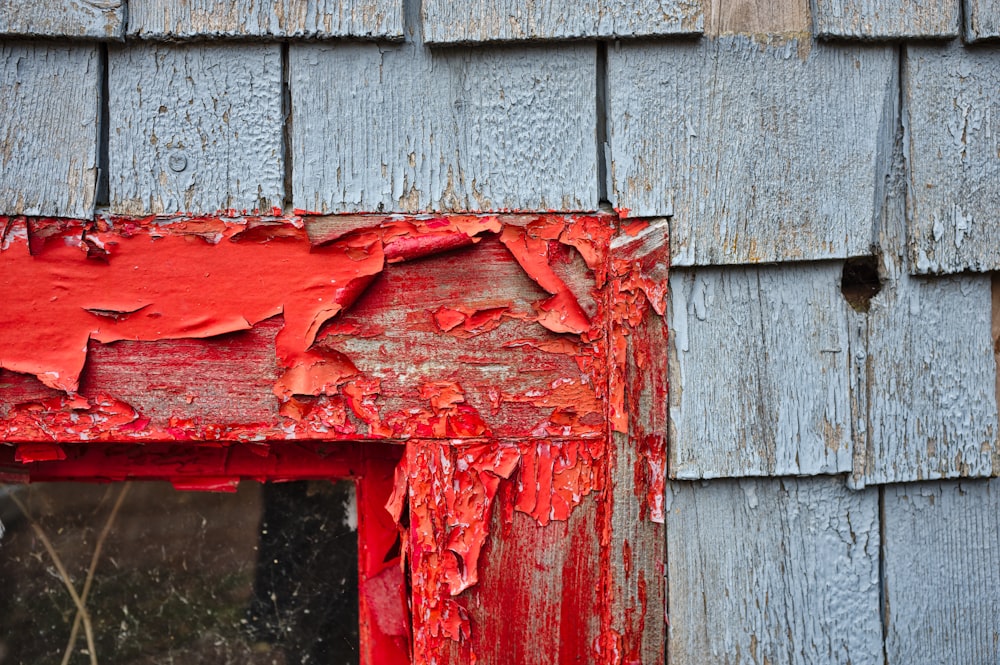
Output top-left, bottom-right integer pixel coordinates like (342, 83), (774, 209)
(0, 43), (99, 218)
(421, 0), (702, 43)
(608, 37), (896, 266)
(884, 480), (1000, 664)
(905, 43), (1000, 274)
(853, 262), (997, 485)
(291, 42), (597, 214)
(0, 0), (123, 39)
(965, 0), (1000, 41)
(666, 477), (882, 665)
(108, 43), (284, 216)
(811, 0), (958, 39)
(127, 0), (402, 39)
(668, 262), (855, 479)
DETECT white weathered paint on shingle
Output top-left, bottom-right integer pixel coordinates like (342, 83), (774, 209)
(666, 477), (882, 665)
(108, 44), (284, 216)
(811, 0), (959, 39)
(883, 480), (1000, 665)
(127, 0), (403, 39)
(291, 41), (597, 214)
(964, 0), (1000, 41)
(608, 37), (896, 266)
(905, 42), (1000, 274)
(854, 265), (997, 485)
(0, 43), (99, 218)
(0, 0), (123, 39)
(420, 0), (702, 43)
(668, 263), (854, 479)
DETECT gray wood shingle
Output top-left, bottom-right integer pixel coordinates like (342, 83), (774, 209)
(0, 43), (99, 218)
(964, 0), (1000, 41)
(905, 42), (1000, 274)
(0, 0), (124, 39)
(883, 480), (1000, 665)
(668, 263), (855, 479)
(290, 41), (597, 214)
(108, 43), (284, 215)
(608, 37), (897, 266)
(127, 0), (403, 39)
(811, 0), (959, 39)
(420, 0), (702, 43)
(666, 477), (882, 665)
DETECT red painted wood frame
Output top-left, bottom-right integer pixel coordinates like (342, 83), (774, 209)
(0, 211), (669, 664)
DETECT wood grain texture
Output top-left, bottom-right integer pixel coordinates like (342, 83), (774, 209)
(608, 37), (896, 265)
(811, 0), (958, 39)
(704, 0), (810, 35)
(420, 0), (702, 43)
(666, 477), (882, 665)
(883, 480), (1000, 665)
(108, 43), (284, 216)
(291, 41), (597, 214)
(964, 0), (1000, 41)
(0, 0), (123, 38)
(668, 262), (855, 479)
(0, 43), (99, 218)
(905, 43), (1000, 274)
(127, 0), (402, 39)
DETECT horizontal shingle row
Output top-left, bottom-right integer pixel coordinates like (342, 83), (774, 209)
(1, 0), (996, 40)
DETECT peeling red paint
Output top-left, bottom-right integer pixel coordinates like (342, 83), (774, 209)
(0, 210), (668, 664)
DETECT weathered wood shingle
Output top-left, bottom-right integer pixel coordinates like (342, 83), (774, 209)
(964, 0), (1000, 41)
(0, 0), (124, 39)
(905, 43), (1000, 274)
(608, 37), (897, 265)
(668, 263), (855, 479)
(420, 0), (702, 43)
(108, 44), (284, 216)
(127, 0), (403, 39)
(291, 41), (597, 214)
(811, 0), (959, 39)
(0, 43), (99, 218)
(666, 477), (882, 665)
(883, 480), (1000, 665)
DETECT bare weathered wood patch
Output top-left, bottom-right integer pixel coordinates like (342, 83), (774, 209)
(811, 0), (958, 39)
(883, 480), (1000, 664)
(964, 0), (1000, 41)
(127, 0), (403, 39)
(0, 43), (99, 218)
(704, 0), (810, 35)
(0, 0), (123, 39)
(905, 42), (1000, 274)
(108, 43), (284, 216)
(608, 37), (896, 265)
(668, 262), (854, 479)
(290, 42), (596, 214)
(421, 0), (702, 43)
(666, 477), (882, 665)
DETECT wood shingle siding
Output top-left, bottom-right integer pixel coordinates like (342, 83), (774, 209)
(420, 0), (703, 44)
(964, 0), (1000, 42)
(108, 43), (284, 215)
(608, 38), (897, 265)
(290, 41), (597, 214)
(905, 42), (1000, 274)
(811, 0), (959, 40)
(0, 0), (124, 39)
(668, 262), (855, 479)
(126, 0), (404, 39)
(852, 267), (998, 485)
(0, 43), (99, 218)
(883, 480), (1000, 665)
(666, 477), (883, 665)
